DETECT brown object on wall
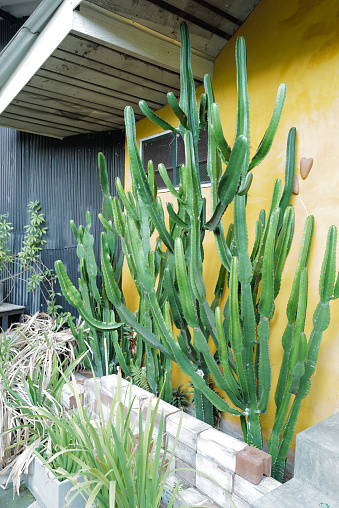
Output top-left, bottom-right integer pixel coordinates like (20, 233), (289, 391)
(300, 157), (313, 179)
(235, 445), (272, 485)
(292, 174), (299, 195)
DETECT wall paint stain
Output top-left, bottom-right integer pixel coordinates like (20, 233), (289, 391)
(278, 59), (293, 81)
(281, 0), (323, 27)
(308, 34), (339, 67)
(303, 22), (336, 40)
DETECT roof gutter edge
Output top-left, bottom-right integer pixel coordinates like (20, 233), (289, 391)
(0, 0), (79, 89)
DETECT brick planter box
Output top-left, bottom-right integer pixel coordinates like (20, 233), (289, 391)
(62, 374), (281, 508)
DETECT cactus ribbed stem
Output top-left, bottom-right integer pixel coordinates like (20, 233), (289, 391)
(272, 397), (302, 481)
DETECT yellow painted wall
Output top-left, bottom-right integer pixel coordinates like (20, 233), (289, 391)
(124, 0), (339, 446)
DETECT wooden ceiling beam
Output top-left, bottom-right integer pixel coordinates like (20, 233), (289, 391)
(74, 2), (214, 79)
(191, 0), (242, 26)
(146, 0), (232, 40)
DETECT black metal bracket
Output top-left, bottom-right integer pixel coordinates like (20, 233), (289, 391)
(0, 8), (19, 24)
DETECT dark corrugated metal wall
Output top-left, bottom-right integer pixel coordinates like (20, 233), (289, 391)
(0, 19), (125, 315)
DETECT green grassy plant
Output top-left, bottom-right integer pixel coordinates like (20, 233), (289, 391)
(0, 314), (83, 492)
(32, 372), (182, 508)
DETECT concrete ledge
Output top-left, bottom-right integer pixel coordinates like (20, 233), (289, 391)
(250, 478), (337, 507)
(294, 411), (339, 498)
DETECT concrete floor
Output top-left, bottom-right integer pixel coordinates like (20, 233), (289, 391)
(0, 471), (41, 508)
(0, 484), (38, 508)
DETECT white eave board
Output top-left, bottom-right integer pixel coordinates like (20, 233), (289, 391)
(0, 0), (214, 138)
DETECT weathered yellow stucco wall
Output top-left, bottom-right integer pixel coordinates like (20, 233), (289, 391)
(124, 0), (339, 446)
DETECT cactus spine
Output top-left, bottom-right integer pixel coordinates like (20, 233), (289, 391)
(55, 22), (339, 478)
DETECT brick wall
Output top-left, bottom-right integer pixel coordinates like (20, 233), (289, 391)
(62, 375), (280, 507)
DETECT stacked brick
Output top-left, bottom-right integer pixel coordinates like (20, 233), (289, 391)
(61, 374), (281, 507)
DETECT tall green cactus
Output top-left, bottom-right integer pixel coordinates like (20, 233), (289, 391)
(268, 224), (338, 481)
(56, 205), (127, 377)
(55, 22), (338, 479)
(55, 154), (173, 400)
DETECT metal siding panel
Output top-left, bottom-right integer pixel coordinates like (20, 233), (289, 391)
(0, 18), (26, 52)
(19, 129), (125, 315)
(0, 19), (125, 316)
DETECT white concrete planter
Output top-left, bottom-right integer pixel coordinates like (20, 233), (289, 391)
(27, 457), (86, 508)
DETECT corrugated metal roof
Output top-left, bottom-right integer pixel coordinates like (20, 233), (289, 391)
(0, 0), (261, 138)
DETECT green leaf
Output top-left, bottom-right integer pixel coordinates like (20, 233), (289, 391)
(55, 260), (122, 331)
(319, 225), (337, 302)
(218, 135), (248, 206)
(125, 106), (174, 252)
(286, 215), (314, 322)
(248, 84), (286, 171)
(175, 237), (198, 328)
(210, 103), (231, 162)
(279, 127), (296, 219)
(98, 152), (110, 196)
(167, 92), (188, 128)
(259, 208), (280, 318)
(115, 176), (138, 221)
(166, 203), (190, 229)
(229, 256), (249, 403)
(139, 100), (179, 132)
(235, 36), (250, 180)
(158, 163), (184, 202)
(237, 172), (253, 196)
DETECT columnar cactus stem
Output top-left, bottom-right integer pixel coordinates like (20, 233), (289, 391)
(269, 225), (338, 481)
